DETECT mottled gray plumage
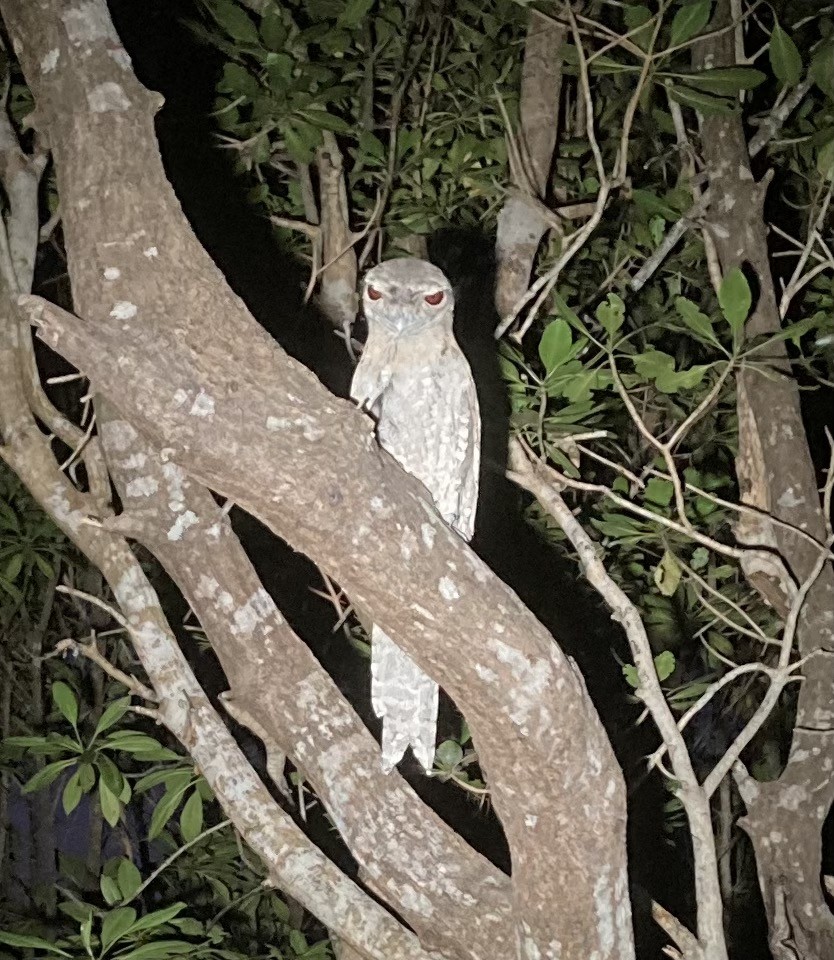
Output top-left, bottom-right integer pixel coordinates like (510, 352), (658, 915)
(350, 258), (480, 771)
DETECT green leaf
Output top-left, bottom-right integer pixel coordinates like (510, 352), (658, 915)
(561, 368), (608, 403)
(0, 932), (71, 956)
(706, 631), (735, 657)
(99, 779), (122, 828)
(58, 901), (93, 924)
(52, 681), (78, 727)
(104, 732), (179, 760)
(97, 753), (126, 797)
(817, 136), (834, 182)
(675, 297), (718, 345)
(434, 740), (463, 768)
(718, 267), (751, 335)
(179, 790), (204, 843)
(654, 551), (682, 597)
(102, 907), (137, 951)
(93, 697), (131, 740)
(302, 110), (352, 134)
(265, 52), (294, 89)
(553, 293), (591, 337)
(283, 121), (322, 163)
(218, 63), (260, 100)
(666, 85), (734, 114)
(290, 930), (308, 954)
(622, 664), (639, 689)
(357, 129), (385, 160)
(675, 67), (766, 94)
(4, 734), (67, 753)
(669, 0), (711, 48)
(460, 720), (471, 745)
(645, 477), (674, 507)
(592, 513), (647, 539)
(126, 903), (187, 935)
(539, 320), (573, 373)
(80, 913), (93, 955)
(632, 349), (675, 382)
(624, 5), (653, 50)
(210, 1), (260, 44)
(117, 858), (143, 902)
(135, 768), (191, 795)
(810, 39), (834, 100)
(260, 10), (287, 51)
(338, 0), (375, 28)
(148, 783), (190, 840)
(4, 552), (22, 580)
(769, 22), (803, 87)
(653, 650), (677, 682)
(596, 293), (626, 336)
(665, 363), (711, 392)
(101, 873), (122, 906)
(62, 767), (83, 815)
(562, 46), (634, 74)
(110, 940), (193, 960)
(22, 758), (75, 793)
(649, 215), (665, 246)
(0, 576), (23, 603)
(632, 188), (679, 220)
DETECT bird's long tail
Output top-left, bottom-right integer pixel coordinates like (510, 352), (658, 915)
(370, 626), (438, 772)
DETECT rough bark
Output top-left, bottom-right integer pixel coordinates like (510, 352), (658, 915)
(4, 2), (634, 958)
(494, 10), (565, 319)
(696, 4), (834, 957)
(0, 28), (445, 960)
(97, 402), (512, 960)
(0, 283), (434, 960)
(316, 133), (358, 332)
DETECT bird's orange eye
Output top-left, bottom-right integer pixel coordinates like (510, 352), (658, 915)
(424, 290), (444, 306)
(367, 286), (383, 301)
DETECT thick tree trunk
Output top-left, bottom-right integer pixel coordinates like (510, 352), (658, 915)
(696, 4), (834, 957)
(494, 11), (565, 319)
(1, 1), (635, 958)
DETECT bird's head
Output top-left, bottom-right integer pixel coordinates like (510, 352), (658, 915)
(361, 258), (454, 337)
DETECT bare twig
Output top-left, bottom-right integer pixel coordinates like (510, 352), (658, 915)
(778, 180), (834, 319)
(52, 634), (157, 702)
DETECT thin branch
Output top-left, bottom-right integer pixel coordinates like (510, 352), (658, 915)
(778, 180), (834, 319)
(517, 436), (788, 567)
(128, 818), (233, 902)
(614, 2), (666, 184)
(52, 635), (157, 703)
(701, 533), (834, 798)
(680, 560), (773, 647)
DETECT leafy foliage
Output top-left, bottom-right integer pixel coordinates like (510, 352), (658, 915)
(0, 469), (328, 960)
(194, 0), (520, 251)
